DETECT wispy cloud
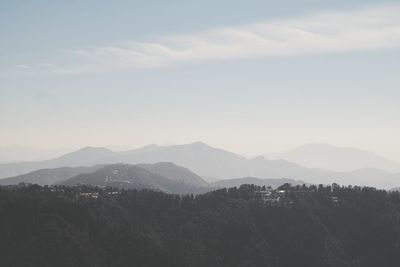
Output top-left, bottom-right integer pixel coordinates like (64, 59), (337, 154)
(37, 63), (57, 68)
(13, 64), (31, 70)
(11, 63), (57, 72)
(24, 3), (400, 74)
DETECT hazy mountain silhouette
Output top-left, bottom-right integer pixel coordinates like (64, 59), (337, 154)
(53, 147), (114, 166)
(95, 142), (250, 179)
(60, 163), (210, 194)
(0, 165), (102, 186)
(107, 143), (400, 188)
(0, 147), (113, 179)
(1, 142), (400, 189)
(95, 143), (400, 188)
(266, 143), (400, 172)
(93, 142), (324, 182)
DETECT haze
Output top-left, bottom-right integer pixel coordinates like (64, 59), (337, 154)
(1, 0), (400, 161)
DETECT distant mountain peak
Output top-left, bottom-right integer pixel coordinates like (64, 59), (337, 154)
(74, 146), (113, 153)
(52, 147), (114, 166)
(266, 143), (400, 173)
(57, 146), (112, 158)
(251, 155), (266, 162)
(134, 144), (163, 152)
(143, 143), (159, 148)
(187, 141), (210, 148)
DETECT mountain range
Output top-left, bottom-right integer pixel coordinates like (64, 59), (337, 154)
(266, 143), (400, 172)
(0, 161), (210, 193)
(0, 142), (400, 189)
(0, 147), (113, 178)
(0, 162), (306, 194)
(0, 165), (101, 186)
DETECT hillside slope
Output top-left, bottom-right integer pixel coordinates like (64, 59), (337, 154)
(1, 184), (400, 266)
(60, 163), (210, 194)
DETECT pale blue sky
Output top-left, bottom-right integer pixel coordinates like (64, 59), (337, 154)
(1, 0), (400, 160)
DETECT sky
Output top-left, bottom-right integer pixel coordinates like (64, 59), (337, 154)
(1, 0), (400, 160)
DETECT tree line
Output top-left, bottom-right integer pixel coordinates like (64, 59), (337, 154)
(1, 183), (400, 266)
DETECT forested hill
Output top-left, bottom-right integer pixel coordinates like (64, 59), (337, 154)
(1, 184), (400, 267)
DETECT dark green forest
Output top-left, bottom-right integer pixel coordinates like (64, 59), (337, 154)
(1, 183), (400, 267)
